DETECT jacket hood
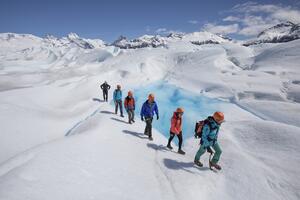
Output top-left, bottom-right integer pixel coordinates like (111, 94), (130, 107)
(172, 112), (182, 118)
(207, 116), (220, 129)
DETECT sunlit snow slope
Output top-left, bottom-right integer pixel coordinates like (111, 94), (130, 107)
(0, 32), (299, 200)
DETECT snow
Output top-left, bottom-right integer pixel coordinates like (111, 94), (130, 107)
(0, 31), (300, 200)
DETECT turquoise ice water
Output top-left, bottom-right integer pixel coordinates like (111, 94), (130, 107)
(133, 81), (225, 139)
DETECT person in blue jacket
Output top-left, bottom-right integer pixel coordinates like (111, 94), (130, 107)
(140, 93), (159, 141)
(113, 84), (124, 117)
(194, 112), (224, 170)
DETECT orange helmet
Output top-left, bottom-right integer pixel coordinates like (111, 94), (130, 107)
(176, 107), (184, 113)
(148, 93), (155, 100)
(117, 84), (121, 89)
(128, 91), (133, 96)
(213, 111), (224, 123)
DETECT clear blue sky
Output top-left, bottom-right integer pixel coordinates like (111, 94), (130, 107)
(0, 0), (299, 42)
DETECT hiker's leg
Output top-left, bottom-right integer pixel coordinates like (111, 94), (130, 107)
(194, 145), (207, 161)
(148, 118), (153, 137)
(167, 132), (175, 145)
(103, 90), (106, 101)
(119, 101), (123, 116)
(132, 110), (135, 121)
(177, 132), (183, 150)
(104, 90), (108, 101)
(115, 101), (118, 114)
(128, 110), (133, 122)
(211, 143), (222, 164)
(144, 117), (150, 135)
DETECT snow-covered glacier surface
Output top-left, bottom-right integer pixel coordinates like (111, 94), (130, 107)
(0, 32), (300, 200)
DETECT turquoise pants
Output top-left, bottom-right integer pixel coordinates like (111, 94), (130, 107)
(194, 142), (222, 164)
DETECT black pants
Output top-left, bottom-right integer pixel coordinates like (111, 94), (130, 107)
(168, 132), (183, 150)
(103, 90), (108, 102)
(115, 100), (123, 116)
(144, 117), (153, 137)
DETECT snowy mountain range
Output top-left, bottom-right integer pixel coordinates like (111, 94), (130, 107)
(0, 22), (300, 200)
(1, 21), (299, 51)
(244, 21), (300, 46)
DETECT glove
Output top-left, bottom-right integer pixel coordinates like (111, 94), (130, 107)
(157, 115), (159, 120)
(141, 116), (144, 121)
(207, 147), (214, 154)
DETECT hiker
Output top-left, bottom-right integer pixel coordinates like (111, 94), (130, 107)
(140, 93), (159, 141)
(113, 84), (124, 117)
(194, 111), (224, 170)
(124, 91), (135, 124)
(167, 108), (186, 155)
(100, 81), (111, 102)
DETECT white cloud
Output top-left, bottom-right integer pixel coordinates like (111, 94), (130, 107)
(203, 23), (239, 34)
(155, 28), (182, 35)
(203, 1), (300, 37)
(155, 28), (167, 33)
(272, 9), (300, 23)
(232, 2), (300, 23)
(238, 24), (271, 36)
(223, 16), (241, 22)
(188, 20), (199, 24)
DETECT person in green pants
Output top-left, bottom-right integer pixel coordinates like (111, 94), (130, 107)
(194, 112), (224, 170)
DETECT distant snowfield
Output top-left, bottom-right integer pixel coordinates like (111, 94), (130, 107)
(0, 33), (299, 200)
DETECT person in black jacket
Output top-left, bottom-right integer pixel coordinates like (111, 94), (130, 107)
(100, 81), (111, 102)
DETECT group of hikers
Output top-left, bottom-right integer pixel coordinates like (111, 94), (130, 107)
(100, 81), (224, 170)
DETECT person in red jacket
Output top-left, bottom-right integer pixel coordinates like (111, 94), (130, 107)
(167, 107), (185, 155)
(124, 91), (135, 124)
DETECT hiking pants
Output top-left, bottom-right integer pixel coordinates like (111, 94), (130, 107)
(103, 90), (108, 101)
(144, 117), (153, 137)
(195, 142), (222, 164)
(168, 131), (183, 150)
(127, 109), (135, 123)
(115, 100), (123, 116)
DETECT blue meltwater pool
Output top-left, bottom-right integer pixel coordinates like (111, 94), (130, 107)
(132, 81), (226, 139)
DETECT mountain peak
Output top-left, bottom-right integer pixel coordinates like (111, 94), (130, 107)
(67, 32), (80, 40)
(244, 21), (300, 46)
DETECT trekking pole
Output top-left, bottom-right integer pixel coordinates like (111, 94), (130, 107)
(207, 147), (214, 169)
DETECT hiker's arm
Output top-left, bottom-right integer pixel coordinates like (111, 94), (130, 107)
(171, 117), (179, 134)
(154, 104), (159, 117)
(201, 125), (210, 147)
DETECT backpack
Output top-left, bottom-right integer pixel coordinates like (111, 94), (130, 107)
(194, 118), (209, 139)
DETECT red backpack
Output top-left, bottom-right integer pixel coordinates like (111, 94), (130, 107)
(194, 118), (209, 139)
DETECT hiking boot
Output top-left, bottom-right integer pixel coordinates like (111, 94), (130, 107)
(194, 160), (203, 167)
(132, 119), (135, 123)
(129, 121), (132, 124)
(144, 132), (149, 136)
(178, 149), (186, 155)
(167, 144), (173, 150)
(149, 137), (153, 141)
(209, 161), (222, 170)
(120, 114), (124, 118)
